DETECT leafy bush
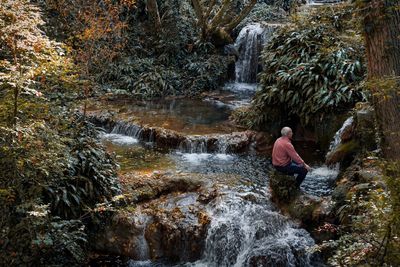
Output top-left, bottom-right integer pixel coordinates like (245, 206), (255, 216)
(0, 2), (120, 263)
(237, 3), (288, 30)
(0, 115), (120, 265)
(235, 4), (366, 128)
(318, 161), (400, 266)
(2, 213), (87, 266)
(44, 116), (120, 218)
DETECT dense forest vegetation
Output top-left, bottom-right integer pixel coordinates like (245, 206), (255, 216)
(1, 0), (399, 266)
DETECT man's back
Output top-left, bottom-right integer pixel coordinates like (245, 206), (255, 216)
(272, 136), (304, 167)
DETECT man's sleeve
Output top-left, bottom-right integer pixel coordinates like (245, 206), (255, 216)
(286, 143), (305, 165)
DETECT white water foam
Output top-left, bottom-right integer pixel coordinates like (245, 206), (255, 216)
(189, 188), (315, 267)
(310, 165), (339, 177)
(179, 153), (234, 165)
(328, 116), (353, 153)
(224, 82), (257, 93)
(301, 165), (339, 196)
(101, 133), (139, 145)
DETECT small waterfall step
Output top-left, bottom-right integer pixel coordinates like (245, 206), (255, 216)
(91, 115), (260, 155)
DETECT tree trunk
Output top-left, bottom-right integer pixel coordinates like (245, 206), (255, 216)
(147, 0), (161, 30)
(12, 38), (19, 129)
(363, 0), (400, 160)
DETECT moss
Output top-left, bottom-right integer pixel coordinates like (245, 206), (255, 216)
(269, 171), (299, 203)
(287, 198), (319, 224)
(326, 140), (360, 166)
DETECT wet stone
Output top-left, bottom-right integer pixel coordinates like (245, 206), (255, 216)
(269, 171), (300, 203)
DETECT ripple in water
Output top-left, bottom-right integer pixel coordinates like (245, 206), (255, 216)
(301, 165), (339, 196)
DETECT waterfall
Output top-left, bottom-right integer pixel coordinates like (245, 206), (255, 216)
(111, 121), (144, 139)
(234, 23), (276, 83)
(178, 135), (231, 154)
(107, 121), (156, 144)
(179, 136), (208, 154)
(327, 116), (354, 154)
(189, 189), (317, 267)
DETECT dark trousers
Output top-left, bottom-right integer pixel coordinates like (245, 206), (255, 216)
(274, 161), (308, 187)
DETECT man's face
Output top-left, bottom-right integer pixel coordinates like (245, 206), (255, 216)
(287, 130), (293, 139)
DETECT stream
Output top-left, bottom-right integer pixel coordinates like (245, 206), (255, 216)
(91, 20), (339, 267)
(96, 89), (338, 267)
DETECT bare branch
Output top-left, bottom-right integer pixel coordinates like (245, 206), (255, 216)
(224, 0), (257, 32)
(191, 0), (204, 24)
(209, 0), (230, 29)
(146, 0), (161, 30)
(204, 0), (217, 22)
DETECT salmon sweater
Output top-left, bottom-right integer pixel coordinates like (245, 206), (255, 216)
(272, 136), (305, 167)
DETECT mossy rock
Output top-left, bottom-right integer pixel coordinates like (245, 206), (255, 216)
(331, 184), (351, 206)
(326, 140), (360, 166)
(269, 171), (299, 203)
(287, 195), (321, 225)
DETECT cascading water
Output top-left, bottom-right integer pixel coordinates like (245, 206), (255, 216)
(297, 117), (356, 197)
(234, 23), (276, 83)
(92, 18), (337, 267)
(189, 188), (316, 267)
(179, 136), (208, 154)
(111, 121), (145, 140)
(327, 116), (354, 155)
(221, 23), (278, 109)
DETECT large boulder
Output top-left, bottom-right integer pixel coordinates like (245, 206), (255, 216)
(92, 196), (211, 262)
(326, 140), (360, 166)
(90, 171), (215, 262)
(325, 104), (377, 167)
(269, 171), (299, 203)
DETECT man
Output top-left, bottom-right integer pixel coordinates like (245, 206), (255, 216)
(272, 127), (311, 187)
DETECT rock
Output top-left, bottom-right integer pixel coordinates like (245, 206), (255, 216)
(269, 171), (299, 203)
(91, 212), (150, 259)
(121, 172), (204, 203)
(253, 132), (274, 155)
(224, 44), (239, 58)
(325, 140), (359, 166)
(353, 170), (380, 183)
(331, 184), (351, 206)
(351, 183), (371, 194)
(88, 113), (263, 154)
(145, 203), (210, 262)
(288, 194), (321, 225)
(354, 107), (377, 151)
(153, 127), (186, 148)
(92, 190), (214, 263)
(197, 187), (219, 204)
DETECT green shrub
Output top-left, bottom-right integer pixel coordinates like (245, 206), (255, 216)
(236, 4), (366, 129)
(316, 160), (400, 266)
(0, 115), (120, 265)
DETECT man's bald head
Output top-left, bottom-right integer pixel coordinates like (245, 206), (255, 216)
(281, 127), (293, 138)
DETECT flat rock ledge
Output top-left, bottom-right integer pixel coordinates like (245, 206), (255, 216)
(87, 110), (273, 154)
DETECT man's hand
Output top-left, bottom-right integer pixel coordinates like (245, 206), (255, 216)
(304, 164), (311, 171)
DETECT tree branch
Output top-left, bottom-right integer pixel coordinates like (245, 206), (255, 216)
(209, 0), (230, 29)
(191, 0), (204, 24)
(146, 0), (161, 30)
(204, 0), (217, 22)
(224, 0), (257, 32)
